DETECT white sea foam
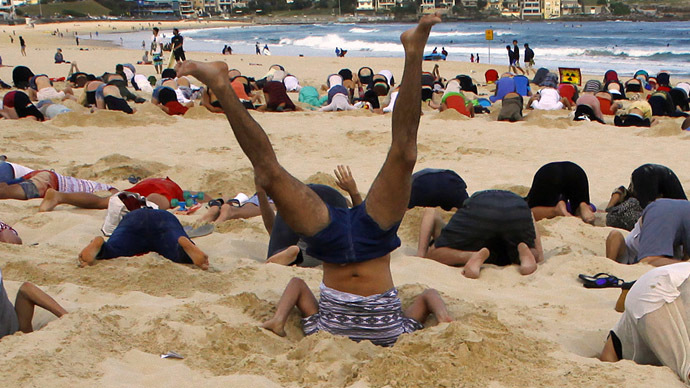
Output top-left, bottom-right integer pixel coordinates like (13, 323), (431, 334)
(349, 27), (380, 33)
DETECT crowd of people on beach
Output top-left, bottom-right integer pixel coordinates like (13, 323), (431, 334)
(3, 15), (690, 385)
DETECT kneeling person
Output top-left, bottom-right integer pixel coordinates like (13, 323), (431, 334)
(78, 208), (209, 270)
(419, 190), (543, 278)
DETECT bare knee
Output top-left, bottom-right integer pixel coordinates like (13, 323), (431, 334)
(0, 229), (21, 245)
(17, 282), (35, 298)
(606, 230), (624, 244)
(288, 277), (307, 287)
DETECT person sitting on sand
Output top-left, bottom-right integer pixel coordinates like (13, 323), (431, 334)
(525, 161), (596, 224)
(175, 15), (452, 345)
(0, 163), (115, 201)
(54, 48), (69, 64)
(600, 262), (690, 385)
(38, 177), (185, 212)
(0, 220), (21, 244)
(527, 73), (572, 111)
(258, 165), (362, 266)
(27, 74), (75, 102)
(138, 50), (152, 65)
(418, 190), (543, 278)
(0, 268), (68, 339)
(573, 93), (605, 124)
(1, 91), (44, 121)
(78, 208), (209, 270)
(256, 80), (300, 112)
(612, 100), (657, 127)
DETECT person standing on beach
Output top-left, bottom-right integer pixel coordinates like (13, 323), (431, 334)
(471, 53), (474, 63)
(524, 43), (535, 76)
(476, 53), (479, 63)
(19, 36), (25, 56)
(175, 14), (452, 346)
(255, 42), (261, 55)
(151, 27), (164, 75)
(171, 28), (185, 64)
(511, 40), (525, 75)
(75, 36), (79, 46)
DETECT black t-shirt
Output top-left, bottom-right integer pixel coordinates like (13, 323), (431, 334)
(524, 48), (534, 62)
(171, 35), (183, 51)
(513, 44), (520, 60)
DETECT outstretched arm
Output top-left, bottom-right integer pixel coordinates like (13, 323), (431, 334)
(334, 165), (362, 206)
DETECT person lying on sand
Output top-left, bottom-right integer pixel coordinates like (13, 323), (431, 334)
(417, 190), (543, 278)
(0, 165), (116, 201)
(27, 74), (76, 102)
(0, 220), (21, 244)
(600, 263), (690, 384)
(78, 208), (209, 270)
(525, 161), (596, 224)
(38, 177), (186, 212)
(257, 165), (362, 266)
(0, 268), (67, 340)
(1, 91), (44, 121)
(175, 14), (451, 345)
(256, 79), (301, 112)
(612, 100), (658, 127)
(407, 168), (469, 211)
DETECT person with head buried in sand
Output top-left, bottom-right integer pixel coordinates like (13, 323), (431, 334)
(174, 14), (451, 346)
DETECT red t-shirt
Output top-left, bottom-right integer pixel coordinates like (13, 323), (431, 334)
(126, 177), (183, 202)
(165, 101), (188, 116)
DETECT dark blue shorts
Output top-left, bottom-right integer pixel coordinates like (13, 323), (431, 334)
(302, 201), (401, 264)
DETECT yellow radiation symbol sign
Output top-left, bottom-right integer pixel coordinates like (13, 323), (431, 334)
(559, 67), (582, 86)
(485, 29), (494, 41)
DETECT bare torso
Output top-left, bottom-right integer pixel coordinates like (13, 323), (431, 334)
(322, 255), (394, 296)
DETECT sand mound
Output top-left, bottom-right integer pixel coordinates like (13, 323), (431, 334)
(200, 167), (255, 198)
(63, 154), (168, 182)
(490, 183), (531, 197)
(524, 110), (575, 129)
(183, 106), (226, 120)
(433, 109), (471, 120)
(51, 104), (174, 128)
(638, 119), (683, 137)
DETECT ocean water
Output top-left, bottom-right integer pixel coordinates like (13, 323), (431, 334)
(97, 20), (690, 76)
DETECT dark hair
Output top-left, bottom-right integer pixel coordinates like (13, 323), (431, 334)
(158, 87), (178, 105)
(513, 40), (518, 43)
(506, 45), (511, 49)
(161, 68), (177, 79)
(524, 43), (529, 47)
(153, 27), (159, 32)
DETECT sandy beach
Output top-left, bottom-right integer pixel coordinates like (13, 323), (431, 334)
(0, 20), (689, 387)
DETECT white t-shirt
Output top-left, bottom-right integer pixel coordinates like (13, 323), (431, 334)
(624, 262), (690, 319)
(151, 35), (162, 55)
(7, 162), (33, 179)
(531, 88), (564, 110)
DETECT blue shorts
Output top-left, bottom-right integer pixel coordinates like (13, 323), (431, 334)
(302, 201), (401, 264)
(153, 54), (163, 66)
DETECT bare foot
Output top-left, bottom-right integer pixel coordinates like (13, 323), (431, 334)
(517, 243), (538, 275)
(78, 237), (104, 267)
(555, 200), (571, 217)
(266, 245), (300, 266)
(462, 248), (490, 279)
(578, 202), (596, 225)
(38, 188), (61, 212)
(400, 13), (442, 55)
(261, 318), (286, 337)
(178, 236), (209, 270)
(174, 60), (229, 91)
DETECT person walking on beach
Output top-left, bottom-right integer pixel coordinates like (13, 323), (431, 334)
(255, 42), (261, 55)
(511, 40), (525, 75)
(151, 27), (164, 74)
(524, 43), (535, 76)
(175, 14), (452, 346)
(171, 28), (185, 64)
(471, 53), (474, 63)
(476, 53), (479, 63)
(19, 36), (25, 56)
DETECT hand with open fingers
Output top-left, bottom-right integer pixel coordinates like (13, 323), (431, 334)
(334, 165), (358, 194)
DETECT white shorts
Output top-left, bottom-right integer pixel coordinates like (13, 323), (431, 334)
(37, 87), (65, 101)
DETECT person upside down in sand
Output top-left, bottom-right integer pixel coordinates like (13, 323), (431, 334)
(174, 14), (451, 346)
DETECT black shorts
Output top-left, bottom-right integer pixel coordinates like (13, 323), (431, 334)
(104, 95), (133, 114)
(173, 49), (186, 61)
(614, 114), (651, 127)
(421, 88), (433, 102)
(408, 168), (468, 211)
(434, 190), (535, 266)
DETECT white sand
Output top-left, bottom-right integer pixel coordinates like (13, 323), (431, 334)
(0, 20), (689, 387)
